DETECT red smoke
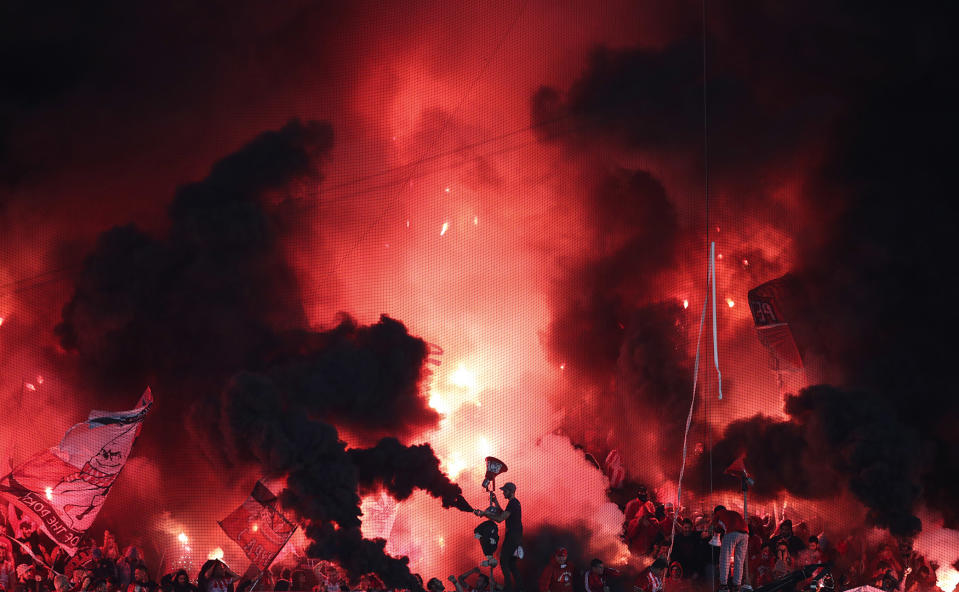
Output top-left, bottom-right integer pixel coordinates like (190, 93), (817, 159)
(2, 0), (957, 586)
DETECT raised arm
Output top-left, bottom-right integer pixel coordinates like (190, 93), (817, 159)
(457, 567), (481, 590)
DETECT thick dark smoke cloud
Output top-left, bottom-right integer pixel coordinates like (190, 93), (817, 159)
(543, 166), (692, 476)
(348, 438), (473, 512)
(218, 372), (472, 588)
(694, 385), (923, 537)
(545, 168), (680, 380)
(538, 0), (959, 535)
(53, 120), (465, 586)
(268, 316), (440, 441)
(616, 303), (695, 475)
(218, 372), (466, 589)
(55, 119), (330, 392)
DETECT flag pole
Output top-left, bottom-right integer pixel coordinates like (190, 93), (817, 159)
(742, 475), (751, 590)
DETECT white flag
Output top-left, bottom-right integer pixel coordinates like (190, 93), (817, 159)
(0, 388), (153, 554)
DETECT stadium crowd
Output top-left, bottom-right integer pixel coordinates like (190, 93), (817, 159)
(0, 492), (952, 592)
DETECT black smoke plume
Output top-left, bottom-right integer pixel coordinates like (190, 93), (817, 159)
(56, 119), (332, 393)
(543, 166), (691, 474)
(54, 120), (463, 587)
(692, 385), (923, 537)
(267, 315), (440, 442)
(536, 1), (959, 535)
(545, 168), (680, 381)
(219, 372), (468, 589)
(348, 438), (473, 512)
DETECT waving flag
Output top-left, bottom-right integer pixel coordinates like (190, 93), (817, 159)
(747, 274), (804, 370)
(0, 389), (153, 554)
(219, 481), (296, 571)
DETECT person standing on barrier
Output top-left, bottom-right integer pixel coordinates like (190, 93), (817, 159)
(475, 483), (522, 592)
(711, 506), (748, 592)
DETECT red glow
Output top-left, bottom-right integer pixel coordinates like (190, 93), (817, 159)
(2, 3), (942, 584)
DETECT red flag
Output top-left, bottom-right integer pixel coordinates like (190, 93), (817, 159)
(0, 389), (152, 555)
(724, 455), (750, 478)
(747, 275), (804, 370)
(219, 482), (296, 571)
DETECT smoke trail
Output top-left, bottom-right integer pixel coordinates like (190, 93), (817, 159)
(348, 438), (473, 512)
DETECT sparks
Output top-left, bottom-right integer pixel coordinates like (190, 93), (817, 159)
(742, 258), (749, 267)
(208, 548), (224, 561)
(477, 436), (492, 457)
(406, 219), (410, 228)
(36, 376), (44, 385)
(717, 253), (723, 260)
(473, 215), (478, 225)
(445, 454), (467, 479)
(0, 316), (5, 327)
(683, 299), (689, 309)
(727, 298), (735, 308)
(437, 536), (446, 549)
(252, 524), (259, 532)
(178, 532), (188, 544)
(440, 222), (449, 236)
(24, 383), (36, 391)
(45, 487), (53, 501)
(559, 363), (565, 370)
(449, 364), (477, 390)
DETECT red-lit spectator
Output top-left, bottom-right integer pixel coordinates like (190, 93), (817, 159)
(799, 536), (824, 567)
(772, 541), (795, 580)
(53, 575), (72, 592)
(710, 506), (748, 592)
(664, 562), (688, 592)
(199, 561), (239, 592)
(0, 541), (15, 592)
(669, 519), (705, 579)
(126, 566), (156, 592)
(627, 514), (661, 556)
(171, 571), (197, 592)
(771, 521), (805, 557)
(751, 544), (775, 588)
(633, 559), (666, 592)
(450, 567), (492, 592)
(624, 488), (655, 526)
(538, 548), (573, 592)
(584, 560), (620, 592)
(13, 564), (46, 592)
